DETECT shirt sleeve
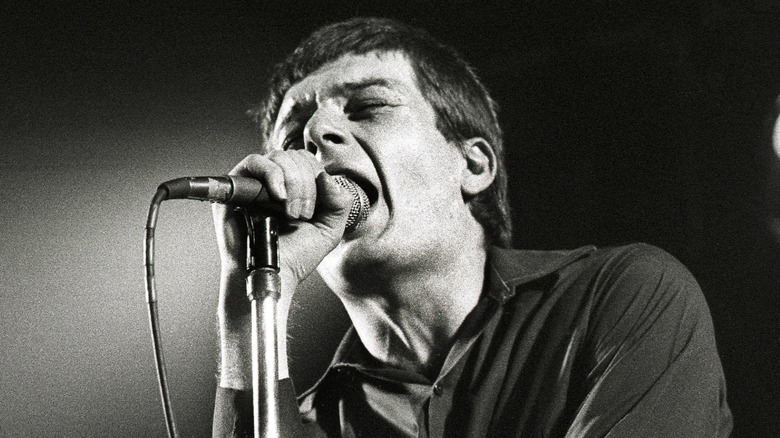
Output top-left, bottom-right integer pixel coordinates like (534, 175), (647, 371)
(566, 244), (732, 437)
(212, 378), (314, 438)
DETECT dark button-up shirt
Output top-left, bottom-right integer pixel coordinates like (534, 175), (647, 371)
(214, 244), (732, 437)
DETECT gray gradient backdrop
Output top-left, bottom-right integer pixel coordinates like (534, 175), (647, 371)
(2, 2), (778, 437)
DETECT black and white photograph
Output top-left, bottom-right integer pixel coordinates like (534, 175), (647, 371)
(1, 1), (778, 437)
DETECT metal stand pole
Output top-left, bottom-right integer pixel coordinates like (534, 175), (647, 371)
(243, 212), (281, 438)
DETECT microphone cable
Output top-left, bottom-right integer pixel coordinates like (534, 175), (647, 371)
(144, 187), (179, 438)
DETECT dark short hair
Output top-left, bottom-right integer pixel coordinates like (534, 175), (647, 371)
(250, 17), (512, 247)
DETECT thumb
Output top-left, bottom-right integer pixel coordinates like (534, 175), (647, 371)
(311, 172), (355, 236)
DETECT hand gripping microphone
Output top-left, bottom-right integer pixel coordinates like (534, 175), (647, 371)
(145, 174), (370, 438)
(156, 174), (369, 231)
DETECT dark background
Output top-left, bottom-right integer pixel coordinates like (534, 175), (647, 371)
(1, 1), (777, 437)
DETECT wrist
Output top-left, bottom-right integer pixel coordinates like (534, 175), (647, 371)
(218, 312), (252, 389)
(217, 269), (296, 386)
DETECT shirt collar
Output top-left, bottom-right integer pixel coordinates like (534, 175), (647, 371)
(486, 245), (596, 303)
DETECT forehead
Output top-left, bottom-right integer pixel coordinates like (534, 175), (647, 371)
(276, 52), (420, 115)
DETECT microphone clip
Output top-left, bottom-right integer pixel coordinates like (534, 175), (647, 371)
(241, 209), (279, 273)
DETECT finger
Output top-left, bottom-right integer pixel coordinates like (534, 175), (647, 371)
(230, 154), (288, 201)
(286, 150), (323, 219)
(268, 150), (321, 219)
(213, 154), (286, 272)
(267, 151), (305, 219)
(311, 172), (353, 232)
(211, 202), (247, 271)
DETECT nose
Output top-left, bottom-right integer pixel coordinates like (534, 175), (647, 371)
(303, 107), (348, 162)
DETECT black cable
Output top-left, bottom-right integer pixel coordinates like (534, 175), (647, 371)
(145, 188), (179, 438)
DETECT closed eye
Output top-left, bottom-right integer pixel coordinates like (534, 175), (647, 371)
(346, 100), (393, 121)
(282, 132), (305, 150)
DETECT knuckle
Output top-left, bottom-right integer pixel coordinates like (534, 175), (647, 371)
(267, 149), (285, 156)
(230, 153), (266, 175)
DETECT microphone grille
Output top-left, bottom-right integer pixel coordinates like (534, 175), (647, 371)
(333, 175), (370, 232)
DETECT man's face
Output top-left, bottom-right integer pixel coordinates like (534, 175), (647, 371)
(270, 51), (476, 288)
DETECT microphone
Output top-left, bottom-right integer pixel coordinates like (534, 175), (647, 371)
(157, 175), (369, 231)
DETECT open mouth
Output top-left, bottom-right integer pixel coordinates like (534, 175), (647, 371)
(341, 174), (378, 207)
(356, 178), (378, 206)
(332, 174), (376, 232)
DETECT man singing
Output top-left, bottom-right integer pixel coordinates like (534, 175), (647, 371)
(212, 17), (732, 437)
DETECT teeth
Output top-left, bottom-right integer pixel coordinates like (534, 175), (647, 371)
(333, 175), (370, 232)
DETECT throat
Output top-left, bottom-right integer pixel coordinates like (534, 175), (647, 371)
(371, 309), (452, 378)
(343, 276), (483, 379)
(327, 231), (489, 378)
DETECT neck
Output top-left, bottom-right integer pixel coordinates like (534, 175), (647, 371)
(330, 237), (489, 378)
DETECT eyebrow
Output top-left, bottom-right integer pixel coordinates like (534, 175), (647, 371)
(337, 77), (400, 93)
(276, 102), (303, 132)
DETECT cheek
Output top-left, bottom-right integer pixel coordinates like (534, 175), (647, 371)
(367, 109), (464, 195)
(394, 143), (462, 191)
(417, 143), (465, 192)
(389, 150), (459, 195)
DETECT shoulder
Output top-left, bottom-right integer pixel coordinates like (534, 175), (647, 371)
(588, 243), (696, 283)
(534, 242), (704, 303)
(502, 243), (712, 343)
(568, 244), (713, 351)
(581, 243), (703, 305)
(539, 245), (731, 436)
(491, 243), (694, 289)
(490, 243), (706, 315)
(496, 242), (702, 302)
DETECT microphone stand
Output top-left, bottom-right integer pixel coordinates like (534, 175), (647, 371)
(242, 209), (282, 438)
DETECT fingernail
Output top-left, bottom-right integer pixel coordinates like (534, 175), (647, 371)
(288, 199), (301, 217)
(302, 199), (314, 219)
(276, 181), (288, 200)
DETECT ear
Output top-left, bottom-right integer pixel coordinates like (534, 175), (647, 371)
(460, 137), (497, 198)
